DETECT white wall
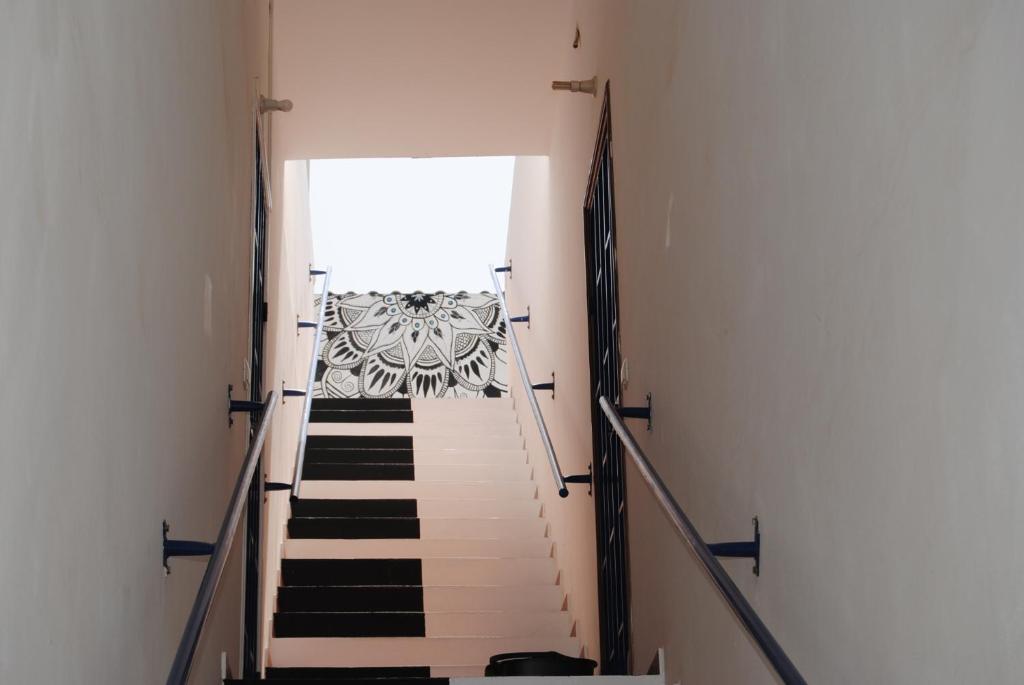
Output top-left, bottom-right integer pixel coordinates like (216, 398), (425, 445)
(0, 1), (272, 682)
(506, 1), (1024, 682)
(272, 0), (570, 160)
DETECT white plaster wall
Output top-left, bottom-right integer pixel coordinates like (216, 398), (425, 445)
(0, 1), (271, 682)
(271, 0), (570, 160)
(506, 1), (1024, 682)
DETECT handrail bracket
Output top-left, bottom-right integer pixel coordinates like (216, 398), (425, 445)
(162, 521), (215, 574)
(708, 516), (761, 576)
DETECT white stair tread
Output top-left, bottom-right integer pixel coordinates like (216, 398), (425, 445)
(423, 585), (564, 612)
(269, 636), (581, 667)
(417, 498), (541, 518)
(413, 449), (527, 465)
(421, 557), (557, 585)
(424, 611), (570, 637)
(285, 537), (552, 559)
(413, 464), (533, 482)
(301, 481), (538, 500)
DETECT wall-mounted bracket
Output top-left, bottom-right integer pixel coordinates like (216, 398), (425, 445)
(617, 392), (653, 431)
(509, 306), (531, 329)
(494, 263), (512, 274)
(708, 517), (761, 576)
(281, 381), (306, 403)
(552, 77), (597, 96)
(259, 96), (293, 113)
(228, 386), (264, 414)
(309, 267), (327, 277)
(163, 520), (215, 574)
(264, 480), (292, 492)
(564, 464), (593, 496)
(297, 320), (317, 329)
(532, 372), (555, 399)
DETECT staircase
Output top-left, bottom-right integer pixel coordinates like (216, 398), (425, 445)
(248, 396), (582, 681)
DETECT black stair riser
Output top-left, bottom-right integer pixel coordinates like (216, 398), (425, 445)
(277, 586), (424, 612)
(290, 499), (418, 518)
(282, 559), (422, 586)
(274, 611), (426, 638)
(304, 448), (414, 464)
(312, 398), (413, 411)
(306, 435), (413, 449)
(288, 517), (420, 539)
(309, 410), (413, 423)
(303, 463), (415, 481)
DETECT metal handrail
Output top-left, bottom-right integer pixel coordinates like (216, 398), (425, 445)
(489, 265), (569, 497)
(290, 266), (332, 501)
(598, 397), (806, 684)
(166, 390), (279, 685)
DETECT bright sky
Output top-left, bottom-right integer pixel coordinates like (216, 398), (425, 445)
(309, 157), (514, 294)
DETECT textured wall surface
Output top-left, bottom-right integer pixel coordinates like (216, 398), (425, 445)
(0, 1), (272, 682)
(506, 0), (1024, 682)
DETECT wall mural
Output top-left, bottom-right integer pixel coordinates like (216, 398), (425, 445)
(314, 291), (509, 399)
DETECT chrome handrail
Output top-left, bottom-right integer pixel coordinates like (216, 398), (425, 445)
(489, 265), (568, 497)
(598, 397), (807, 684)
(166, 390), (279, 685)
(290, 266), (332, 501)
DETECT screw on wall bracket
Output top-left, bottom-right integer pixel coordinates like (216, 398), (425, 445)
(708, 516), (761, 576)
(532, 372), (555, 399)
(617, 392), (653, 431)
(162, 520), (215, 574)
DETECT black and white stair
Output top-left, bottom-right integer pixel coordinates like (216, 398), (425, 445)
(264, 397), (579, 678)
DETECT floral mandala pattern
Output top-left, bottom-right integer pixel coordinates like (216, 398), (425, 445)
(313, 291), (509, 399)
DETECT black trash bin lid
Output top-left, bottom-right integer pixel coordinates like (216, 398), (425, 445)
(485, 651), (598, 677)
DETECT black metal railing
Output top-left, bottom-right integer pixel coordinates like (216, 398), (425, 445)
(166, 390), (279, 685)
(599, 398), (807, 684)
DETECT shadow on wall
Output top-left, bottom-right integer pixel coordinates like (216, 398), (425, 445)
(313, 291), (509, 399)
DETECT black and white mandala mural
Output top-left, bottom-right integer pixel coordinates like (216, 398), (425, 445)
(313, 291), (509, 399)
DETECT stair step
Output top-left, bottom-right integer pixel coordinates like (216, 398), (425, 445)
(304, 448), (415, 465)
(416, 498), (540, 518)
(310, 409), (413, 423)
(307, 429), (523, 450)
(306, 423), (520, 437)
(291, 499), (417, 518)
(282, 559), (421, 587)
(313, 398), (413, 411)
(301, 463), (533, 482)
(274, 611), (426, 638)
(278, 586), (423, 613)
(410, 397), (513, 410)
(272, 610), (571, 639)
(284, 537), (553, 559)
(300, 481), (537, 500)
(288, 517), (421, 540)
(303, 463), (416, 481)
(281, 558), (557, 586)
(269, 636), (581, 668)
(423, 585), (564, 612)
(277, 585), (564, 613)
(288, 517), (548, 542)
(307, 435), (413, 450)
(406, 449), (527, 465)
(266, 665), (428, 678)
